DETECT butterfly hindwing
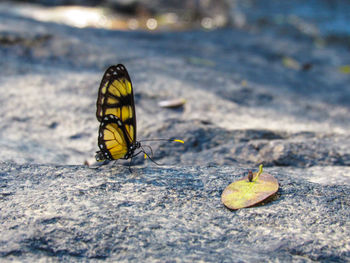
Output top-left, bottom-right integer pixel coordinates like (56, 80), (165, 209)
(97, 115), (131, 160)
(96, 64), (137, 143)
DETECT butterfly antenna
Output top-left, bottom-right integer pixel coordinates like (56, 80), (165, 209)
(128, 157), (133, 173)
(139, 139), (184, 144)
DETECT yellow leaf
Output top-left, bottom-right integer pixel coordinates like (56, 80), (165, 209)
(338, 65), (350, 74)
(221, 168), (279, 210)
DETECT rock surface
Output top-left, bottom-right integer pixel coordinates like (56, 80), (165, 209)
(1, 163), (350, 262)
(0, 1), (350, 262)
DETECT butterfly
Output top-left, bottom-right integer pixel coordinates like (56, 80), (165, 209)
(95, 64), (183, 165)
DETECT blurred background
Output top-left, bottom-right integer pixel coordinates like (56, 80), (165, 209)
(1, 0), (350, 167)
(3, 0), (350, 37)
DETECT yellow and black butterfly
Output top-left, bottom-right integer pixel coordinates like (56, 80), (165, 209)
(95, 64), (183, 165)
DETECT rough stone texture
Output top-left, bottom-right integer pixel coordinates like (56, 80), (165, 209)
(1, 163), (350, 262)
(0, 1), (350, 262)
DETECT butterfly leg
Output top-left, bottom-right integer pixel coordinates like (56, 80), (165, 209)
(128, 157), (133, 173)
(127, 150), (144, 173)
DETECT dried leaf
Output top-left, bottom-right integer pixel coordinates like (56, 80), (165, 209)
(282, 56), (301, 70)
(158, 98), (186, 108)
(338, 65), (350, 74)
(221, 169), (279, 210)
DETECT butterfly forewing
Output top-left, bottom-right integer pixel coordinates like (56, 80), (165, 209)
(96, 64), (137, 144)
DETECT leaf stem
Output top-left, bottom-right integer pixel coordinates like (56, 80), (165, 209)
(253, 164), (263, 181)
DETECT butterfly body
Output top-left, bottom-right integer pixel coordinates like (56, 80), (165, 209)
(95, 64), (140, 162)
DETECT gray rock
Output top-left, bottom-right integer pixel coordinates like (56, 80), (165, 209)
(1, 163), (349, 262)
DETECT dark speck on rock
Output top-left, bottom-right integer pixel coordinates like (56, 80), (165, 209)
(69, 133), (89, 140)
(11, 116), (30, 122)
(48, 121), (59, 129)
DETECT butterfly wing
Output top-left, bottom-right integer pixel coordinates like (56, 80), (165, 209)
(96, 115), (130, 160)
(96, 64), (136, 143)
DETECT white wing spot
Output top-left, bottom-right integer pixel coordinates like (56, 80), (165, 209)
(100, 144), (104, 148)
(99, 132), (103, 137)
